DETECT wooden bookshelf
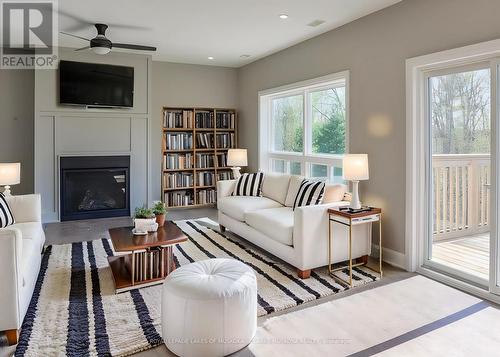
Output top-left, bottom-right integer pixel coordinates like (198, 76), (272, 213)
(161, 107), (237, 208)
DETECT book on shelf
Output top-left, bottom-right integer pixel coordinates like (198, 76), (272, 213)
(165, 133), (193, 150)
(163, 110), (194, 129)
(163, 172), (194, 189)
(196, 171), (215, 187)
(216, 111), (235, 129)
(195, 153), (215, 168)
(215, 152), (228, 167)
(164, 153), (193, 170)
(217, 170), (233, 181)
(215, 133), (235, 149)
(195, 111), (214, 128)
(195, 133), (214, 148)
(196, 188), (216, 205)
(164, 190), (194, 207)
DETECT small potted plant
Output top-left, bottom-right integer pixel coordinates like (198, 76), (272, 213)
(134, 207), (156, 232)
(152, 201), (167, 227)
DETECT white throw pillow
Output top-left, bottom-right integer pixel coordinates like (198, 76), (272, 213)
(292, 179), (326, 210)
(261, 173), (291, 205)
(285, 175), (305, 207)
(322, 184), (347, 203)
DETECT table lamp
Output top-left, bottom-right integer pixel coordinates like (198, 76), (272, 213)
(0, 163), (21, 197)
(343, 154), (369, 209)
(227, 149), (248, 179)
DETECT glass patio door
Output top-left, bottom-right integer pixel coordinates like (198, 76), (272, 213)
(426, 64), (493, 286)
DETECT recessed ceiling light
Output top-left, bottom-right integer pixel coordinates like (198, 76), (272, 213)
(208, 56), (214, 60)
(279, 14), (288, 19)
(240, 54), (251, 58)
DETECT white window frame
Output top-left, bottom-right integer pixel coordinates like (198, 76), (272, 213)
(406, 38), (500, 304)
(258, 71), (350, 181)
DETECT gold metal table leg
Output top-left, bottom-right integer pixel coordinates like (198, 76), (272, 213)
(379, 213), (383, 277)
(348, 220), (352, 287)
(328, 215), (332, 274)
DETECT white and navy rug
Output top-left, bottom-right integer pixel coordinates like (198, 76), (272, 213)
(15, 218), (379, 357)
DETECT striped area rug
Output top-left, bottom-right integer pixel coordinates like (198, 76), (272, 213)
(15, 218), (378, 357)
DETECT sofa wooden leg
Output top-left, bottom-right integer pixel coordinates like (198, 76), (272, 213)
(297, 269), (311, 279)
(356, 255), (369, 264)
(4, 329), (19, 345)
(219, 224), (226, 232)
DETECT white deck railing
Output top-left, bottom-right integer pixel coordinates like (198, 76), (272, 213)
(433, 154), (490, 241)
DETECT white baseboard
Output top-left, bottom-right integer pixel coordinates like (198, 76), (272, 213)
(372, 244), (407, 270)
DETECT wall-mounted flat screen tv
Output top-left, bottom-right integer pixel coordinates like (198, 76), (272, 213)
(59, 60), (134, 108)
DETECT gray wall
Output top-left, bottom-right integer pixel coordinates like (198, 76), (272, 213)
(0, 70), (34, 195)
(151, 61), (238, 200)
(236, 0), (500, 254)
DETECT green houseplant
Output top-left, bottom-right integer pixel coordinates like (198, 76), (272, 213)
(152, 201), (167, 227)
(133, 207), (156, 232)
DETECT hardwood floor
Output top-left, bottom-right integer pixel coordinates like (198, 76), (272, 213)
(432, 233), (489, 280)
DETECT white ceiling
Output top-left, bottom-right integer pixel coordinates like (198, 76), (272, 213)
(58, 0), (401, 67)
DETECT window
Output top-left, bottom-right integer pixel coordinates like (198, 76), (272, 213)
(259, 72), (348, 182)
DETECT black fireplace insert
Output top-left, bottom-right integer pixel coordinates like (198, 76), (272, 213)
(60, 156), (130, 221)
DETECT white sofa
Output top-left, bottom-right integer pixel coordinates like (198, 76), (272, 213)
(217, 173), (372, 278)
(0, 194), (45, 345)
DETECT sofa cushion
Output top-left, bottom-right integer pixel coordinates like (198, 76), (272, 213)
(218, 196), (282, 222)
(323, 184), (348, 203)
(261, 173), (291, 205)
(285, 175), (305, 207)
(11, 222), (45, 253)
(245, 207), (294, 246)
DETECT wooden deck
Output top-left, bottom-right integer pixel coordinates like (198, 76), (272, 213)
(432, 233), (489, 280)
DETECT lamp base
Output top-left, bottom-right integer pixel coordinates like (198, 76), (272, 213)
(349, 180), (362, 209)
(231, 167), (242, 179)
(2, 185), (12, 197)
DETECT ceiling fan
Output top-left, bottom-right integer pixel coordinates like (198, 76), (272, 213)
(60, 23), (156, 55)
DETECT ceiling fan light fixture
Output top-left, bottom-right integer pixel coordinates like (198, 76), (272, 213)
(92, 46), (111, 55)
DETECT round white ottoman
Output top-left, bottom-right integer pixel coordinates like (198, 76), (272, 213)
(161, 258), (257, 357)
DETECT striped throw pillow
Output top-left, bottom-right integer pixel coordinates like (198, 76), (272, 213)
(232, 172), (264, 197)
(0, 192), (15, 228)
(293, 179), (326, 210)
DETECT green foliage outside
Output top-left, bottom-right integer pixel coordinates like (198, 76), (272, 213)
(272, 88), (346, 155)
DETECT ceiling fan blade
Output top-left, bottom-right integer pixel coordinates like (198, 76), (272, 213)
(112, 43), (156, 51)
(60, 31), (90, 42)
(74, 46), (90, 52)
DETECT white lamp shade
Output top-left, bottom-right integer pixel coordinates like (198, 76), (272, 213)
(343, 154), (369, 181)
(227, 149), (248, 167)
(0, 163), (21, 185)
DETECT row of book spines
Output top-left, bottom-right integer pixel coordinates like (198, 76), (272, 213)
(164, 188), (216, 207)
(134, 249), (165, 282)
(163, 173), (194, 189)
(163, 171), (232, 187)
(196, 188), (216, 205)
(163, 154), (193, 170)
(163, 111), (235, 129)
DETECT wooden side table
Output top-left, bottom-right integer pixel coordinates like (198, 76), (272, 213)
(327, 207), (383, 287)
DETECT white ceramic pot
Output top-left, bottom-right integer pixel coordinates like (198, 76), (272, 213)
(134, 218), (157, 232)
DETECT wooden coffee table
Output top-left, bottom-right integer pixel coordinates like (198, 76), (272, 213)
(107, 221), (187, 293)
